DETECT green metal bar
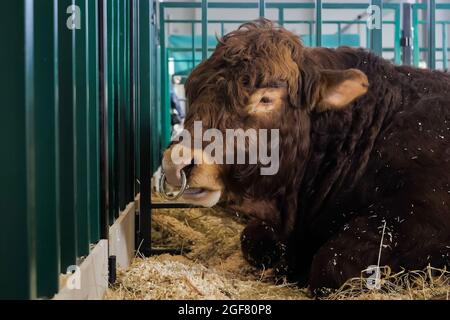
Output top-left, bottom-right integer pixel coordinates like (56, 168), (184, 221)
(24, 0), (38, 298)
(160, 5), (171, 151)
(161, 2), (311, 9)
(337, 23), (341, 46)
(118, 0), (127, 211)
(0, 0), (36, 300)
(98, 0), (109, 239)
(278, 8), (284, 27)
(191, 22), (195, 68)
(162, 19), (398, 25)
(308, 22), (312, 46)
(138, 0), (152, 256)
(366, 25), (369, 49)
(159, 4), (166, 152)
(125, 0), (132, 203)
(107, 0), (117, 224)
(315, 0), (322, 47)
(113, 0), (120, 218)
(130, 0), (136, 200)
(443, 23), (448, 70)
(88, 0), (100, 242)
(394, 4), (401, 65)
(59, 0), (78, 271)
(413, 5), (419, 66)
(154, 5), (163, 173)
(35, 0), (60, 298)
(160, 1), (402, 10)
(201, 0), (208, 61)
(259, 0), (265, 18)
(221, 22), (224, 37)
(428, 0), (436, 69)
(370, 0), (383, 56)
(75, 0), (90, 257)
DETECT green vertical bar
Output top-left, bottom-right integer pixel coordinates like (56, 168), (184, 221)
(118, 0), (127, 211)
(107, 0), (116, 224)
(88, 0), (100, 242)
(366, 25), (370, 49)
(309, 22), (313, 46)
(413, 5), (419, 66)
(191, 22), (195, 68)
(315, 0), (322, 46)
(133, 0), (140, 186)
(150, 0), (160, 174)
(221, 22), (224, 37)
(74, 0), (90, 257)
(84, 0), (91, 245)
(278, 8), (284, 27)
(34, 0), (60, 298)
(138, 0), (152, 254)
(160, 5), (171, 148)
(337, 23), (341, 46)
(370, 0), (383, 55)
(116, 0), (121, 213)
(259, 0), (265, 18)
(394, 5), (401, 65)
(443, 24), (448, 70)
(59, 0), (78, 271)
(0, 0), (37, 300)
(201, 0), (208, 61)
(428, 0), (436, 69)
(125, 0), (132, 203)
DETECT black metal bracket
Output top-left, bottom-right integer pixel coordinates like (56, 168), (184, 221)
(400, 36), (412, 48)
(108, 255), (117, 286)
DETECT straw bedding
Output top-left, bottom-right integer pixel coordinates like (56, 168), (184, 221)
(106, 204), (449, 300)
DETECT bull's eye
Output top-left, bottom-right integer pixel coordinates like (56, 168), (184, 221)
(260, 96), (273, 105)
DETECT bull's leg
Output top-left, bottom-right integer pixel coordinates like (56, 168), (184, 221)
(307, 214), (387, 294)
(241, 220), (317, 286)
(308, 211), (450, 295)
(240, 220), (286, 269)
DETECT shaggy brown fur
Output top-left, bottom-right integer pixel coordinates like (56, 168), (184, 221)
(169, 19), (450, 294)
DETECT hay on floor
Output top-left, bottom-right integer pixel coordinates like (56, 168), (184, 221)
(106, 202), (450, 300)
(106, 205), (309, 300)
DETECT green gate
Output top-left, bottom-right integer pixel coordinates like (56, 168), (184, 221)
(159, 1), (448, 123)
(0, 0), (159, 300)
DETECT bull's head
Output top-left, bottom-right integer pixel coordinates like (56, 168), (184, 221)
(162, 19), (368, 219)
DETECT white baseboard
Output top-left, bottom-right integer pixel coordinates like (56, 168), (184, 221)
(109, 201), (136, 268)
(53, 200), (137, 300)
(53, 240), (108, 300)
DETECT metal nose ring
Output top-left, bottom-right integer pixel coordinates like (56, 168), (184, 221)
(159, 169), (188, 201)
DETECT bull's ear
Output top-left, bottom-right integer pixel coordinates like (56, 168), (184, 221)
(315, 69), (369, 112)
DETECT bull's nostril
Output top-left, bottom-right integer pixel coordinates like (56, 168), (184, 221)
(183, 160), (195, 179)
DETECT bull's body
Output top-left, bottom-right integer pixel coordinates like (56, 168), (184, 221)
(280, 47), (450, 290)
(163, 21), (450, 293)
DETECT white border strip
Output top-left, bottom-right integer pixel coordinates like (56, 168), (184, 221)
(53, 240), (108, 300)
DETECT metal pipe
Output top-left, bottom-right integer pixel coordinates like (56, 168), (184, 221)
(201, 0), (208, 61)
(259, 0), (265, 18)
(427, 0), (436, 69)
(315, 0), (322, 46)
(98, 0), (109, 240)
(139, 0), (152, 256)
(370, 0), (383, 56)
(402, 2), (413, 65)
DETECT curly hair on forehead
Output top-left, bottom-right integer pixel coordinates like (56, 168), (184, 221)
(185, 18), (305, 112)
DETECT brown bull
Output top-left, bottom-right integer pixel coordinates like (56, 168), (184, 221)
(162, 19), (450, 294)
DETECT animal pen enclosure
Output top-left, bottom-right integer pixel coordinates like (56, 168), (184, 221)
(1, 0), (449, 300)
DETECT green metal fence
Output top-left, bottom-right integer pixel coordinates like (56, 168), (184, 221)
(158, 1), (394, 131)
(0, 0), (158, 300)
(413, 2), (450, 70)
(159, 1), (447, 125)
(0, 0), (446, 300)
